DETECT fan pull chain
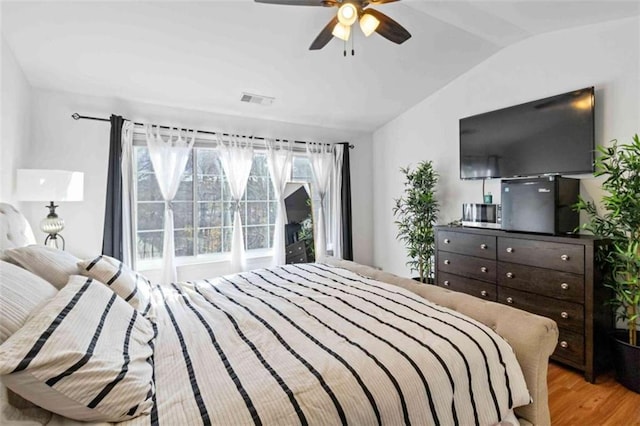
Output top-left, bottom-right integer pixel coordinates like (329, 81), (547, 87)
(341, 32), (355, 58)
(352, 33), (355, 56)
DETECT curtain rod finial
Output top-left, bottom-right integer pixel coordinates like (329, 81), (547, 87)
(71, 113), (80, 120)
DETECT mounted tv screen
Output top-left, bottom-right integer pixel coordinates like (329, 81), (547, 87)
(459, 87), (595, 180)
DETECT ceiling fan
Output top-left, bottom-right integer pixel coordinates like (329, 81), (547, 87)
(255, 0), (411, 51)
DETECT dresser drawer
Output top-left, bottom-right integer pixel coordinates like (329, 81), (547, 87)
(286, 254), (308, 264)
(497, 262), (584, 302)
(438, 230), (496, 260)
(553, 328), (585, 366)
(437, 272), (497, 301)
(438, 251), (496, 282)
(286, 241), (306, 256)
(498, 287), (584, 333)
(498, 237), (584, 274)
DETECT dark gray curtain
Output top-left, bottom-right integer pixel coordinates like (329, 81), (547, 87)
(102, 115), (124, 260)
(339, 142), (353, 260)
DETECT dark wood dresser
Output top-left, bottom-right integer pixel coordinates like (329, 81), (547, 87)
(434, 225), (611, 382)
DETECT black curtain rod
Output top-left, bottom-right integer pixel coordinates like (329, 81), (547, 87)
(71, 113), (354, 149)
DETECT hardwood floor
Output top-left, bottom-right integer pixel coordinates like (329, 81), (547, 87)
(548, 362), (640, 425)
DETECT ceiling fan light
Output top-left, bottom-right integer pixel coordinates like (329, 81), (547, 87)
(332, 22), (351, 41)
(337, 3), (357, 26)
(359, 13), (380, 37)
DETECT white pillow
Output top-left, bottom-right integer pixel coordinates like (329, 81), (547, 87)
(0, 275), (156, 422)
(4, 245), (80, 289)
(77, 255), (153, 318)
(0, 261), (58, 344)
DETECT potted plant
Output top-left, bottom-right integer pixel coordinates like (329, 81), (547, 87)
(393, 160), (439, 283)
(575, 134), (640, 393)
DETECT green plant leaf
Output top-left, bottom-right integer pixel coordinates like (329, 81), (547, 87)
(575, 134), (640, 345)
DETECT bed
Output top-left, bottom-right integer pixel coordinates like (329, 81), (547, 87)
(0, 203), (558, 425)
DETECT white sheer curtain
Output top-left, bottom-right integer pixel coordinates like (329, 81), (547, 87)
(330, 144), (345, 259)
(145, 125), (196, 285)
(307, 142), (334, 259)
(218, 135), (254, 273)
(265, 139), (293, 266)
(120, 120), (135, 268)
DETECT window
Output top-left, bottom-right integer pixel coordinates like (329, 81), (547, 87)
(134, 146), (312, 263)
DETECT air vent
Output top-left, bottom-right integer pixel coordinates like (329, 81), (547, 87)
(240, 92), (275, 106)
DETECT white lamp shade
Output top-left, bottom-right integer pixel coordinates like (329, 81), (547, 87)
(17, 169), (84, 202)
(360, 13), (380, 37)
(337, 3), (357, 27)
(332, 22), (351, 41)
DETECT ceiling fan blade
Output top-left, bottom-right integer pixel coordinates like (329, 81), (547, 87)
(364, 9), (411, 44)
(309, 16), (339, 50)
(364, 0), (401, 5)
(254, 0), (335, 6)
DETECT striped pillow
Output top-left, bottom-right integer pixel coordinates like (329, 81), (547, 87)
(77, 255), (153, 318)
(4, 245), (80, 289)
(0, 261), (58, 344)
(0, 275), (156, 422)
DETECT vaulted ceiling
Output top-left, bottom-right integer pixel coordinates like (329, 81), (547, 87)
(2, 1), (638, 131)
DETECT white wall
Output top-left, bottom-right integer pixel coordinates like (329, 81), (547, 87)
(1, 37), (32, 205)
(372, 17), (640, 276)
(22, 88), (374, 279)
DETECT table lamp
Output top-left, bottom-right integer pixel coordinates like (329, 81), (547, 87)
(16, 169), (84, 250)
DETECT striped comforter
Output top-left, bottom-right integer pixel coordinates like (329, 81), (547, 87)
(123, 263), (530, 426)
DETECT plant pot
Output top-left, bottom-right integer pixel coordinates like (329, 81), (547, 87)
(611, 330), (640, 394)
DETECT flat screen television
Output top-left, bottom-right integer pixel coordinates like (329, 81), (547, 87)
(459, 87), (595, 180)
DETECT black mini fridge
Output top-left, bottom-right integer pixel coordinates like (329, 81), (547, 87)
(501, 176), (579, 235)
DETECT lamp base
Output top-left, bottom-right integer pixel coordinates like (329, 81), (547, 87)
(41, 202), (65, 250)
(44, 233), (65, 250)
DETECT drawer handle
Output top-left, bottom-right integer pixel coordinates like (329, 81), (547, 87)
(480, 266), (488, 273)
(480, 290), (488, 297)
(480, 244), (488, 250)
(506, 297), (514, 304)
(444, 259), (451, 265)
(560, 341), (568, 349)
(444, 238), (451, 244)
(561, 282), (570, 290)
(561, 254), (570, 261)
(506, 272), (514, 279)
(561, 311), (569, 319)
(443, 280), (450, 287)
(506, 247), (514, 253)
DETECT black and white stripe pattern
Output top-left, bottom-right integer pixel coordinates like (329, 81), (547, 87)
(77, 255), (153, 318)
(309, 263), (516, 407)
(0, 275), (156, 422)
(118, 263), (529, 426)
